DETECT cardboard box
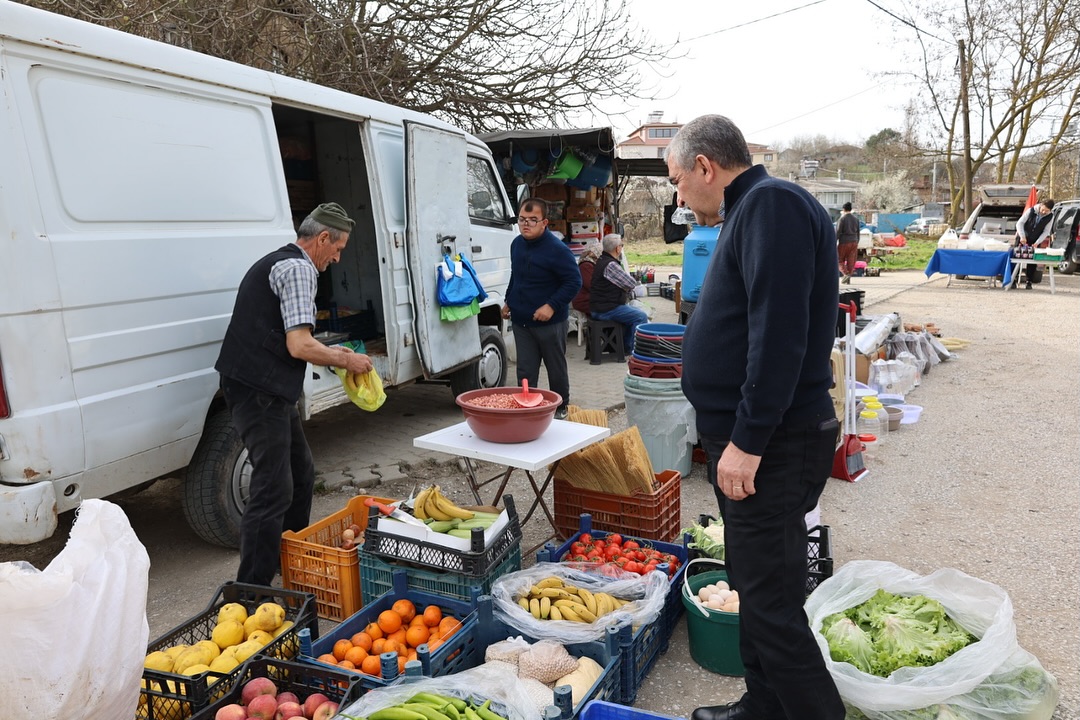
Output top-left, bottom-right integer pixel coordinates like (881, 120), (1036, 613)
(548, 220), (568, 237)
(531, 183), (568, 203)
(566, 205), (600, 222)
(570, 187), (597, 205)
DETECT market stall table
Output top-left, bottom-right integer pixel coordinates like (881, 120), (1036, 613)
(1005, 257), (1057, 294)
(413, 419), (611, 555)
(924, 249), (1014, 288)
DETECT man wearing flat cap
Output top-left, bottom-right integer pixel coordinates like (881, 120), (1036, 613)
(216, 202), (372, 585)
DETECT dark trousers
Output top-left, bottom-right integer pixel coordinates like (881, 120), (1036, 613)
(221, 377), (315, 586)
(700, 420), (844, 720)
(837, 242), (859, 276)
(513, 320), (570, 410)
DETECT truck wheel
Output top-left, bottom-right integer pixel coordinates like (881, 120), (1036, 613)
(449, 327), (507, 395)
(182, 409), (249, 548)
(1059, 246), (1078, 274)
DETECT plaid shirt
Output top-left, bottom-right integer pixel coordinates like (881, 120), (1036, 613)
(602, 255), (639, 298)
(269, 243), (318, 331)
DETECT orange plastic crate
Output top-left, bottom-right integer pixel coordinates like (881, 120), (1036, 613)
(280, 494), (392, 621)
(553, 470), (681, 542)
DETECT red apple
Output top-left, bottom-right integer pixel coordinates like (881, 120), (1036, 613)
(247, 693), (278, 720)
(312, 701), (339, 720)
(277, 692), (301, 707)
(303, 693), (331, 718)
(276, 701), (305, 720)
(241, 676), (278, 705)
(215, 705), (247, 720)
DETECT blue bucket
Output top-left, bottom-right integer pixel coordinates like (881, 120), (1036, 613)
(511, 148), (541, 175)
(637, 323), (685, 337)
(567, 155), (613, 189)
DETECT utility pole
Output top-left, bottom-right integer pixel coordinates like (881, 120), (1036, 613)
(959, 39), (973, 217)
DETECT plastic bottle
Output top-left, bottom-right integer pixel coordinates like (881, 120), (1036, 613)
(856, 411), (881, 462)
(864, 402), (890, 440)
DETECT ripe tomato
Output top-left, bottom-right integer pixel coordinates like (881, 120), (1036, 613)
(608, 534), (623, 546)
(593, 540), (606, 550)
(570, 542), (586, 556)
(624, 540), (640, 551)
(644, 562), (658, 574)
(623, 561), (640, 574)
(579, 533), (593, 545)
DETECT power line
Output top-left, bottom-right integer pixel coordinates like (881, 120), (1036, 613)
(680, 0), (828, 42)
(749, 83), (889, 135)
(861, 0), (950, 43)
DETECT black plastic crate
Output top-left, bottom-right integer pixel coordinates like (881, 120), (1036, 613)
(139, 582), (319, 719)
(363, 494), (523, 577)
(837, 290), (865, 336)
(190, 656), (364, 720)
(686, 516), (833, 597)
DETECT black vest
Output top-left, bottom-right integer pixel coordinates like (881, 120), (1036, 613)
(589, 254), (626, 314)
(215, 244), (310, 402)
(1023, 209), (1052, 243)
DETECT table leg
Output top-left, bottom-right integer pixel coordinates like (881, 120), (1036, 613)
(1049, 265), (1056, 294)
(461, 458), (514, 506)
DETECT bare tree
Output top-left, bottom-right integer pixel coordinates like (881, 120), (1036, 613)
(897, 0), (1079, 214)
(19, 0), (673, 133)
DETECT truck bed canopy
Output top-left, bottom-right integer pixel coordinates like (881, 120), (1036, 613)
(478, 127), (670, 179)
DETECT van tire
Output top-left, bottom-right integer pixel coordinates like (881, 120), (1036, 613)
(182, 409), (247, 548)
(449, 327), (508, 395)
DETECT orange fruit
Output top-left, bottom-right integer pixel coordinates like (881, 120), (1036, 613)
(439, 616), (461, 637)
(338, 659), (356, 670)
(389, 628), (408, 646)
(407, 649), (418, 662)
(405, 625), (429, 648)
(427, 637), (444, 652)
(427, 627), (442, 642)
(344, 646), (368, 666)
(378, 610), (403, 635)
(397, 655), (407, 674)
(371, 638), (387, 655)
(360, 655), (381, 676)
(422, 605), (442, 627)
(317, 653), (339, 665)
(332, 639), (353, 662)
(392, 599), (417, 623)
(363, 622), (384, 640)
(351, 632), (373, 651)
(383, 638), (401, 656)
(409, 615), (428, 627)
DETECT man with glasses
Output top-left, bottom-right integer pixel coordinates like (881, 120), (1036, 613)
(501, 198), (581, 419)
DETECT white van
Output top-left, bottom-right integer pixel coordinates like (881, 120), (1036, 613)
(0, 1), (516, 545)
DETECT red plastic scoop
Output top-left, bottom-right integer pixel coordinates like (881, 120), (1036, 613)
(512, 379), (543, 407)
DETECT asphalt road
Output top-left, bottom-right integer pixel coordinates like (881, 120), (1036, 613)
(1, 270), (1076, 719)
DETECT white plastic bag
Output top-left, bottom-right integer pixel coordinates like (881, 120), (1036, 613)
(0, 499), (150, 720)
(338, 662), (540, 720)
(491, 562), (668, 644)
(805, 560), (1058, 718)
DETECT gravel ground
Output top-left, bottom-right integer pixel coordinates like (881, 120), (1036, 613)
(426, 275), (1080, 719)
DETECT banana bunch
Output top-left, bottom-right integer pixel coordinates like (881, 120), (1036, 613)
(414, 485), (501, 537)
(365, 692), (508, 720)
(335, 366), (368, 394)
(514, 576), (630, 623)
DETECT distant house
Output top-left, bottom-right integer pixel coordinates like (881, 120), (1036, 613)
(616, 111), (779, 170)
(790, 175), (862, 218)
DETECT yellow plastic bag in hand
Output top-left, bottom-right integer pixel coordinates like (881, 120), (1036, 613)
(335, 366), (386, 411)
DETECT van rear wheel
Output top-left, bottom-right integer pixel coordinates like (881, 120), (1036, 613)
(449, 327), (508, 395)
(182, 408), (249, 548)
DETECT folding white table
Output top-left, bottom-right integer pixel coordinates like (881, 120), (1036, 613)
(413, 419), (610, 553)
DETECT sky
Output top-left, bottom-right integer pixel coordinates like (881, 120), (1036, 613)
(573, 0), (928, 150)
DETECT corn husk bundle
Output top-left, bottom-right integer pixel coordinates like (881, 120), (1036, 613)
(566, 404), (608, 428)
(553, 425), (655, 496)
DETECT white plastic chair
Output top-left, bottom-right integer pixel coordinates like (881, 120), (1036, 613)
(567, 308), (588, 346)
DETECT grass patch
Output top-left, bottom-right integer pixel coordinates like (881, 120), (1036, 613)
(625, 247), (683, 267)
(882, 237), (936, 269)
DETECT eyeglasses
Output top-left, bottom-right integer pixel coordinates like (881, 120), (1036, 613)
(517, 217), (544, 226)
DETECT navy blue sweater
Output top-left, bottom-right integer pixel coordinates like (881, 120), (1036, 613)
(505, 229), (582, 326)
(681, 165), (838, 455)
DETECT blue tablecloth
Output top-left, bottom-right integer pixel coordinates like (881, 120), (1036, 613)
(924, 249), (1013, 285)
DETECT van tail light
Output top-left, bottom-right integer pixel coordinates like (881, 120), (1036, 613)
(958, 232), (969, 240)
(0, 361), (8, 418)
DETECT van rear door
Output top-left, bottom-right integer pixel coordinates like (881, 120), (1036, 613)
(404, 122), (481, 377)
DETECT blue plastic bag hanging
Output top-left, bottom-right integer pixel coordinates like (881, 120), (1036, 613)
(436, 253), (486, 321)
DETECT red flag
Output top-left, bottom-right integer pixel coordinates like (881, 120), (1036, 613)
(1024, 185), (1038, 211)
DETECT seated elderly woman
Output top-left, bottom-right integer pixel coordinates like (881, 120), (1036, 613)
(588, 234), (648, 353)
(571, 239), (602, 315)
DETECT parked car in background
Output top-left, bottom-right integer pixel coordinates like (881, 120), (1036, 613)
(1048, 199), (1080, 274)
(904, 217), (944, 234)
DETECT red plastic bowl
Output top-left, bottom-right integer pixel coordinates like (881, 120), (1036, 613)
(455, 387), (562, 443)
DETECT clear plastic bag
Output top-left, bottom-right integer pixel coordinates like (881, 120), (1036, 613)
(0, 500), (150, 720)
(805, 560), (1058, 719)
(337, 662), (539, 720)
(491, 562), (669, 644)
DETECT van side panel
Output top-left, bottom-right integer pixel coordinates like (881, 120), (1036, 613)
(1, 49), (292, 506)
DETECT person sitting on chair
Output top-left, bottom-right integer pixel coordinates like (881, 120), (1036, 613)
(571, 239), (602, 314)
(589, 234), (648, 354)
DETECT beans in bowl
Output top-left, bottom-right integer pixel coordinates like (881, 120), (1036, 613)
(461, 393), (556, 409)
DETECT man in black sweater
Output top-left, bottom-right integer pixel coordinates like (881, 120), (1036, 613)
(216, 202), (372, 585)
(668, 116), (843, 720)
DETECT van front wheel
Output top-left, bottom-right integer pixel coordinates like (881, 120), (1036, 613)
(182, 408), (248, 548)
(449, 327), (508, 395)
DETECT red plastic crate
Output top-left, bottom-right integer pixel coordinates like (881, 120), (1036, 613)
(553, 470), (681, 542)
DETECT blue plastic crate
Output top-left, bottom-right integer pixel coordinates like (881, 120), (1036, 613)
(303, 570), (481, 690)
(360, 540), (522, 605)
(536, 513), (689, 674)
(578, 700), (685, 720)
(475, 598), (622, 720)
